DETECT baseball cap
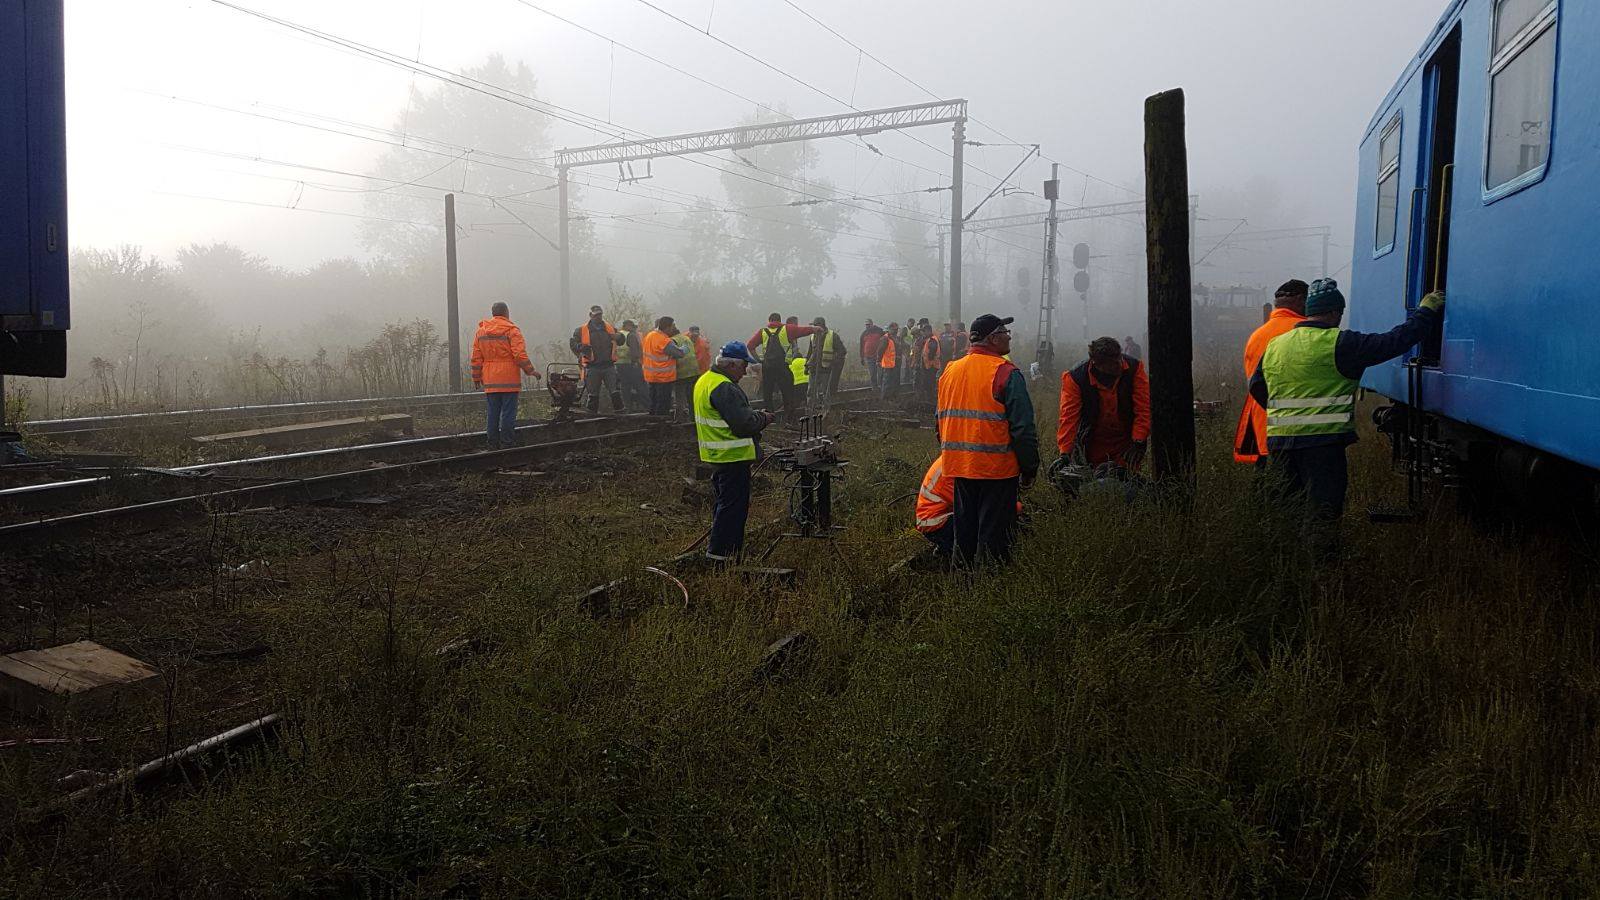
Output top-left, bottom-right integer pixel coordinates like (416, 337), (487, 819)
(969, 314), (1014, 341)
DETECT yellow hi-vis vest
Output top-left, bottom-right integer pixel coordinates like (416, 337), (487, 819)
(789, 356), (810, 385)
(1261, 326), (1358, 439)
(694, 370), (757, 463)
(671, 333), (698, 380)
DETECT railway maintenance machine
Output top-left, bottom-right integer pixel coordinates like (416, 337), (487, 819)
(1, 0), (70, 435)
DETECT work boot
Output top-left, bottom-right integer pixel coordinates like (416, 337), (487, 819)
(610, 391), (624, 413)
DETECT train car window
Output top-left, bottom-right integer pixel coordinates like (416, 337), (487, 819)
(1375, 115), (1402, 253)
(1486, 0), (1557, 195)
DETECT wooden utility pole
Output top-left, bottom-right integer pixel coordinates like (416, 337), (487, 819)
(1143, 89), (1196, 485)
(445, 193), (462, 393)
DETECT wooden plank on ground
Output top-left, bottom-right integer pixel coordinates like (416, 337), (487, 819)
(191, 414), (414, 448)
(0, 641), (160, 715)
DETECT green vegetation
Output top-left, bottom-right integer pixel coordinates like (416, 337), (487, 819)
(3, 392), (1598, 897)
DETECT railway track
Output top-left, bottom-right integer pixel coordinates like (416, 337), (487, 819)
(0, 388), (879, 543)
(21, 391), (487, 444)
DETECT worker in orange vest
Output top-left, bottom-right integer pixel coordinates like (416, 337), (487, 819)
(936, 314), (1039, 564)
(1058, 336), (1153, 473)
(469, 302), (541, 449)
(1234, 279), (1307, 466)
(689, 325), (712, 374)
(916, 454), (1024, 559)
(641, 316), (687, 416)
(919, 327), (941, 404)
(569, 304), (625, 414)
(877, 322), (901, 400)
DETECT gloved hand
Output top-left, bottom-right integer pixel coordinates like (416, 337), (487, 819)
(1420, 291), (1446, 313)
(1124, 440), (1148, 470)
(529, 371), (543, 381)
(1019, 470), (1037, 491)
(472, 380), (482, 390)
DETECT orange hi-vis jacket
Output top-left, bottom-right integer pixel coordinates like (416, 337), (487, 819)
(879, 334), (899, 369)
(470, 316), (536, 393)
(578, 320), (617, 366)
(915, 455), (1022, 533)
(937, 350), (1021, 480)
(642, 329), (677, 384)
(1057, 357), (1151, 467)
(915, 457), (955, 533)
(1234, 307), (1306, 462)
(693, 335), (711, 373)
(921, 335), (941, 370)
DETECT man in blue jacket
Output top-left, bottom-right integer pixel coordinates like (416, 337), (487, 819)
(1249, 278), (1445, 556)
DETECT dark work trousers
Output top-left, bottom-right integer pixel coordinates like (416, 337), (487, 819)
(648, 381), (674, 416)
(1271, 444), (1349, 559)
(708, 461), (753, 560)
(617, 363), (648, 411)
(924, 522), (954, 558)
(674, 378), (696, 420)
(761, 364), (796, 424)
(584, 364), (622, 413)
(878, 367), (899, 401)
(952, 476), (1020, 566)
(866, 358), (882, 390)
(484, 392), (519, 449)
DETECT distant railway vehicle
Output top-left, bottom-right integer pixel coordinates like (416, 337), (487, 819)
(1351, 0), (1597, 510)
(1, 0), (69, 380)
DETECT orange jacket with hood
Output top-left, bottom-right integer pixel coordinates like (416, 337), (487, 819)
(470, 315), (537, 393)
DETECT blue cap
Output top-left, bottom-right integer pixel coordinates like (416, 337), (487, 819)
(719, 340), (752, 362)
(1305, 278), (1346, 316)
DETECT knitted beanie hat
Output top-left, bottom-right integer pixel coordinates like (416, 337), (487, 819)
(1305, 278), (1346, 316)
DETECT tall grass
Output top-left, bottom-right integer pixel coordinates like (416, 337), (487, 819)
(2, 390), (1597, 897)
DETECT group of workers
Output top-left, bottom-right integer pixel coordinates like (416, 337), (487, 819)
(472, 274), (1444, 567)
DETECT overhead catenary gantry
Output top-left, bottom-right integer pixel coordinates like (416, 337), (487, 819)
(553, 99), (970, 326)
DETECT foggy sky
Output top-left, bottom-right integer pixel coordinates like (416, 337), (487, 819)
(64, 0), (1449, 295)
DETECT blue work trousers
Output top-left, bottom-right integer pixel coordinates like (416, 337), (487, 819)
(485, 392), (519, 448)
(708, 461), (753, 561)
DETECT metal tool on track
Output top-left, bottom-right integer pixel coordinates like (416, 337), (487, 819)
(545, 363), (584, 420)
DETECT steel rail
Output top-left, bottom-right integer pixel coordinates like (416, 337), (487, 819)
(0, 388), (875, 541)
(22, 391), (479, 434)
(0, 413), (643, 515)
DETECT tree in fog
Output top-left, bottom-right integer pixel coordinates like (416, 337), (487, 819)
(360, 54), (606, 333)
(678, 111), (851, 310)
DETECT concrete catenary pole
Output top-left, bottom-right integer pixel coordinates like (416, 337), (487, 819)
(1042, 163), (1061, 361)
(444, 193), (461, 394)
(1143, 89), (1196, 485)
(558, 166), (571, 334)
(948, 118), (965, 325)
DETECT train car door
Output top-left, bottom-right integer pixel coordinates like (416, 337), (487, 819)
(1410, 26), (1461, 364)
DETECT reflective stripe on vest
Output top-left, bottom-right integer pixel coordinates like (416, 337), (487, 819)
(914, 459), (953, 533)
(642, 331), (677, 383)
(936, 353), (1019, 479)
(1260, 327), (1358, 438)
(693, 370), (757, 463)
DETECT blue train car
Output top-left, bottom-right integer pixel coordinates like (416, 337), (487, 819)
(1350, 0), (1599, 505)
(0, 0), (69, 379)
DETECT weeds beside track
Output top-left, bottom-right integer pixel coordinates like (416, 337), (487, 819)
(2, 384), (1598, 896)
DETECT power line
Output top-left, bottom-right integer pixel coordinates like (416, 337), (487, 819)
(774, 0), (1142, 197)
(624, 0), (1029, 196)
